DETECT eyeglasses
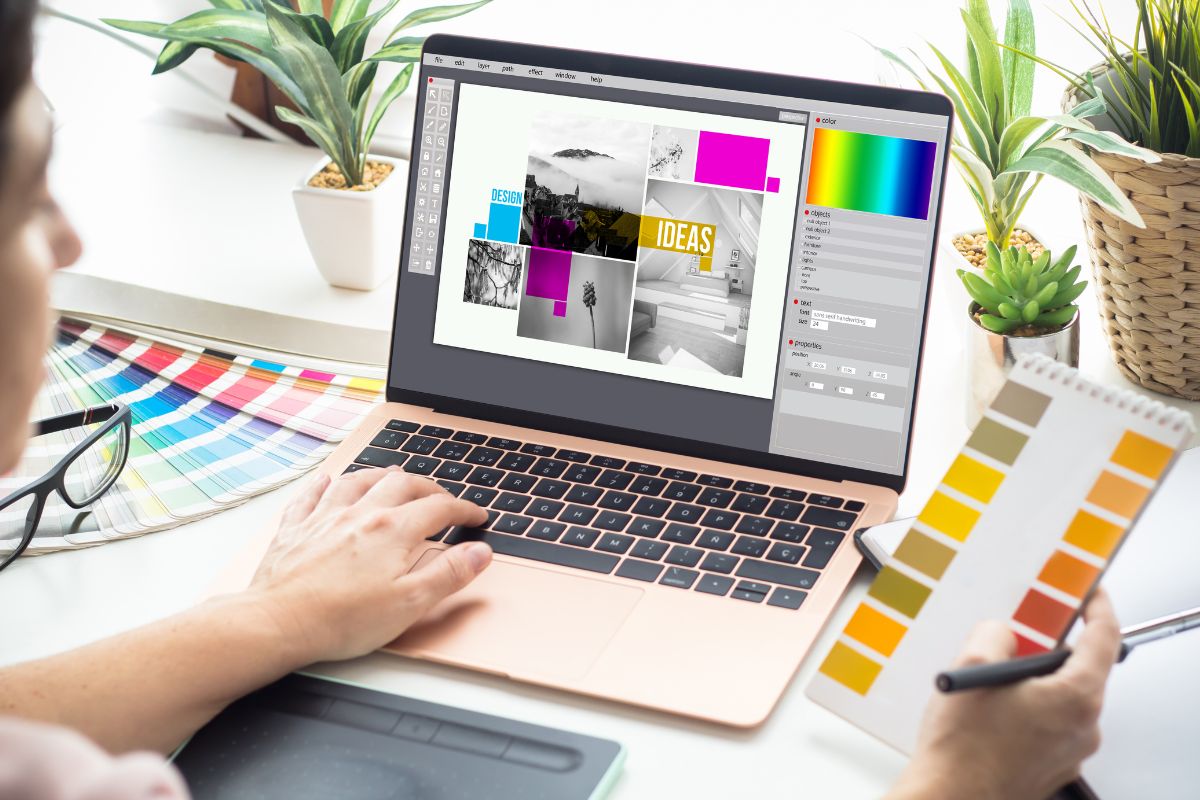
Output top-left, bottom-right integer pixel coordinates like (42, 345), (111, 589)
(0, 403), (131, 573)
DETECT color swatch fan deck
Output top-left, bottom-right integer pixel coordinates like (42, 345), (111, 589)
(806, 355), (1194, 753)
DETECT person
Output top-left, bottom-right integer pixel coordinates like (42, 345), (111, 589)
(0, 3), (1122, 797)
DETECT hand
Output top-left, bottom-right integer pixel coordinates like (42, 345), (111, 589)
(888, 589), (1121, 800)
(246, 467), (492, 663)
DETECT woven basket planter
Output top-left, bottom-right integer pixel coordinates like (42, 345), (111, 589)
(1064, 71), (1200, 400)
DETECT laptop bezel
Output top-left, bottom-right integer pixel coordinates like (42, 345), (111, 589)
(386, 34), (953, 494)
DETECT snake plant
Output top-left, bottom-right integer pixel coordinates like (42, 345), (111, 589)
(104, 0), (490, 187)
(875, 0), (1159, 246)
(959, 243), (1086, 333)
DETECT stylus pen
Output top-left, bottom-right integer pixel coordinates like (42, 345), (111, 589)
(934, 605), (1200, 693)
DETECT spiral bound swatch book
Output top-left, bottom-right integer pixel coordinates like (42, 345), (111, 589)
(806, 354), (1194, 753)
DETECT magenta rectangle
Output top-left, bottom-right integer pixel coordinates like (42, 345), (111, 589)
(694, 131), (770, 191)
(552, 300), (567, 317)
(766, 176), (781, 193)
(299, 369), (335, 382)
(526, 247), (572, 302)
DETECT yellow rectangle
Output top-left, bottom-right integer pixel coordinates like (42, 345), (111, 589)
(917, 491), (981, 542)
(1086, 471), (1151, 519)
(844, 603), (908, 657)
(348, 376), (385, 392)
(1062, 510), (1125, 559)
(818, 641), (884, 696)
(638, 215), (716, 257)
(1111, 430), (1173, 479)
(942, 454), (1005, 503)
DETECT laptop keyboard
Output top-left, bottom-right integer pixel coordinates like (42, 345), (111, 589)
(345, 419), (865, 610)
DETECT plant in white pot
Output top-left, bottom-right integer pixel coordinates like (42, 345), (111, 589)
(104, 0), (490, 291)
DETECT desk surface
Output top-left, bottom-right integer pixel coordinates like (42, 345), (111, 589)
(11, 2), (1200, 798)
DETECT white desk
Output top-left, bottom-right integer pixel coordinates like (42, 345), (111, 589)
(10, 2), (1200, 797)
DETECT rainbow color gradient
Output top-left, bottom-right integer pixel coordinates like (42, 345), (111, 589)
(805, 128), (937, 220)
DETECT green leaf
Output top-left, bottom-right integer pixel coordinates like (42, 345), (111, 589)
(362, 63), (414, 155)
(952, 144), (996, 210)
(207, 0), (248, 8)
(961, 6), (1006, 128)
(928, 43), (997, 166)
(963, 0), (995, 96)
(296, 0), (324, 15)
(332, 0), (403, 72)
(275, 106), (342, 167)
(980, 314), (1020, 333)
(369, 35), (425, 63)
(158, 8), (272, 51)
(997, 115), (1049, 167)
(867, 42), (933, 91)
(1062, 128), (1162, 162)
(390, 0), (492, 33)
(1002, 139), (1146, 228)
(103, 18), (170, 37)
(1001, 0), (1035, 118)
(998, 302), (1022, 320)
(1048, 278), (1088, 309)
(1022, 299), (1040, 322)
(1068, 94), (1107, 120)
(153, 40), (200, 74)
(1035, 306), (1078, 327)
(343, 61), (379, 110)
(1033, 281), (1058, 305)
(961, 270), (1008, 311)
(329, 0), (372, 32)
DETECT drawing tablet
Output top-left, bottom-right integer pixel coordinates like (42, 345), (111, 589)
(172, 673), (625, 799)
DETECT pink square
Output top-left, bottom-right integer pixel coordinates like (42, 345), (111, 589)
(766, 176), (781, 193)
(553, 300), (567, 317)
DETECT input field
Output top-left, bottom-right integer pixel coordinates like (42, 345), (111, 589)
(812, 310), (877, 328)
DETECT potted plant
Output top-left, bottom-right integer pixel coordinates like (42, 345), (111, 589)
(103, 0), (489, 291)
(1024, 0), (1200, 400)
(959, 243), (1086, 420)
(875, 0), (1155, 275)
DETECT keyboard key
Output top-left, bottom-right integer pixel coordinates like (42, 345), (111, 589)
(343, 464), (372, 474)
(735, 515), (774, 537)
(661, 468), (697, 482)
(616, 559), (662, 582)
(629, 517), (665, 537)
(596, 470), (634, 490)
(498, 472), (537, 493)
(402, 436), (440, 455)
(594, 511), (631, 531)
(736, 560), (820, 590)
(370, 430), (406, 449)
(494, 492), (530, 513)
(737, 580), (771, 595)
(437, 480), (465, 497)
(806, 528), (846, 550)
(661, 523), (699, 544)
(403, 455), (441, 475)
(731, 493), (770, 514)
(845, 500), (866, 512)
(801, 505), (857, 530)
(559, 504), (597, 525)
(768, 543), (804, 564)
(666, 545), (702, 567)
(695, 574), (734, 596)
(596, 533), (634, 554)
(452, 431), (489, 445)
(434, 461), (472, 481)
(427, 527), (448, 542)
(466, 447), (503, 466)
(355, 447), (407, 468)
(486, 437), (523, 451)
(697, 488), (735, 508)
(564, 484), (603, 505)
(663, 482), (702, 503)
(462, 487), (498, 506)
(803, 548), (836, 569)
(433, 440), (470, 460)
(666, 503), (704, 523)
(444, 529), (618, 574)
(631, 540), (668, 560)
(598, 491), (636, 511)
(697, 474), (733, 488)
(731, 536), (769, 558)
(697, 530), (735, 550)
(532, 458), (568, 478)
(497, 452), (535, 472)
(494, 514), (532, 535)
(481, 510), (501, 528)
(771, 523), (810, 543)
(631, 497), (669, 517)
(419, 425), (454, 438)
(770, 487), (807, 501)
(731, 588), (766, 603)
(629, 476), (667, 496)
(768, 588), (807, 610)
(766, 499), (803, 521)
(527, 498), (564, 519)
(626, 462), (660, 475)
(386, 419), (420, 433)
(700, 509), (739, 530)
(563, 464), (601, 484)
(520, 442), (555, 456)
(556, 449), (592, 463)
(561, 527), (599, 548)
(660, 567), (699, 589)
(466, 467), (503, 487)
(590, 455), (626, 469)
(527, 520), (565, 541)
(809, 494), (845, 508)
(700, 553), (739, 574)
(532, 479), (569, 499)
(733, 480), (769, 494)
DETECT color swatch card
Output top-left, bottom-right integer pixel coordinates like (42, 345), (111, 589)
(806, 354), (1194, 753)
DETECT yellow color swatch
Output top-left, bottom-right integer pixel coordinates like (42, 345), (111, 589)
(917, 491), (981, 542)
(348, 376), (385, 392)
(942, 454), (1005, 503)
(1086, 471), (1151, 519)
(819, 641), (884, 696)
(844, 603), (908, 657)
(1111, 430), (1173, 479)
(1063, 510), (1125, 559)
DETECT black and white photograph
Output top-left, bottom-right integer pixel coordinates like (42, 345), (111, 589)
(520, 112), (649, 262)
(516, 252), (637, 354)
(462, 239), (526, 309)
(647, 125), (699, 181)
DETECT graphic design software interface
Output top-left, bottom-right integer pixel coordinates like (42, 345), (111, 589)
(395, 52), (949, 476)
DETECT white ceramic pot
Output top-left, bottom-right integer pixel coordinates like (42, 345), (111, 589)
(292, 154), (409, 291)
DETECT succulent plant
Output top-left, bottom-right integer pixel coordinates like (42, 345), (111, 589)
(958, 244), (1087, 334)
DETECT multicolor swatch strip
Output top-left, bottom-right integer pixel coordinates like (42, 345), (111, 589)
(805, 128), (937, 220)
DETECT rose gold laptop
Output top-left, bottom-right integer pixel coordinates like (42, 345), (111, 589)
(230, 36), (952, 727)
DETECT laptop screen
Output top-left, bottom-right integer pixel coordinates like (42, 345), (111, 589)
(390, 37), (951, 487)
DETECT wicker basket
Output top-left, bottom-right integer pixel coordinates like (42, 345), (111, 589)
(1064, 74), (1200, 400)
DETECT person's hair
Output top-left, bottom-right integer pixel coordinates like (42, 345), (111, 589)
(0, 0), (38, 162)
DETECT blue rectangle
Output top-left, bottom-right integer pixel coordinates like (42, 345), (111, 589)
(473, 222), (487, 238)
(250, 359), (285, 373)
(487, 203), (520, 244)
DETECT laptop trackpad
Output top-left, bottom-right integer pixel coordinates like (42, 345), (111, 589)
(391, 550), (643, 681)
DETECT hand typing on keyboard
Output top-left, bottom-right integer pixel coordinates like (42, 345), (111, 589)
(250, 467), (493, 662)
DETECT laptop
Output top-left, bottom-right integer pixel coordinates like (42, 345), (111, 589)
(229, 35), (952, 727)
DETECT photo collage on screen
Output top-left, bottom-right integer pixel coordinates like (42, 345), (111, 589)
(459, 110), (779, 379)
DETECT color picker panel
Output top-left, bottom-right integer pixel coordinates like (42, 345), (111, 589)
(805, 128), (937, 220)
